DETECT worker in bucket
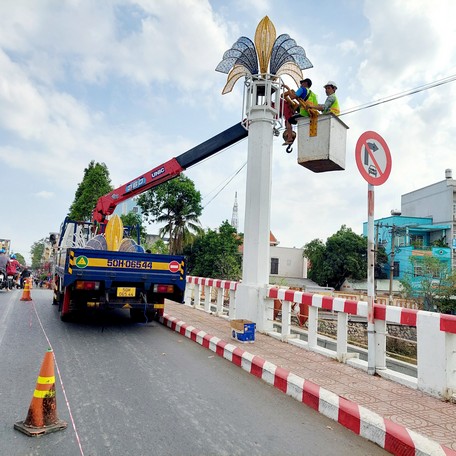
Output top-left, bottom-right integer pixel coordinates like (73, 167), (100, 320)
(283, 78), (318, 145)
(315, 81), (340, 116)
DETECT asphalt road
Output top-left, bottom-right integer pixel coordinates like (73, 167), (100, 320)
(0, 288), (387, 456)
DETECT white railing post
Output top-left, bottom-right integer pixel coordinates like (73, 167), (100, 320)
(281, 300), (291, 340)
(375, 319), (387, 370)
(204, 285), (211, 312)
(417, 311), (456, 399)
(229, 289), (236, 318)
(336, 312), (348, 361)
(184, 281), (193, 307)
(308, 306), (318, 349)
(194, 284), (200, 308)
(216, 288), (223, 316)
(446, 332), (456, 398)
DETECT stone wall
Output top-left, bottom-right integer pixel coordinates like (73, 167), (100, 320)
(315, 320), (417, 360)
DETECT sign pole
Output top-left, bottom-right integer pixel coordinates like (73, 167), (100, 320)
(367, 183), (376, 375)
(355, 131), (392, 376)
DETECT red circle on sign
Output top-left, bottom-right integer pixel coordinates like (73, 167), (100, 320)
(355, 131), (392, 186)
(169, 260), (180, 273)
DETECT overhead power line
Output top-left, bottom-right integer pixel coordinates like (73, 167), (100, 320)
(341, 73), (456, 116)
(202, 161), (246, 208)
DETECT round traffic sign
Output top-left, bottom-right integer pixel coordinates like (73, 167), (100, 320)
(168, 260), (180, 273)
(355, 131), (392, 186)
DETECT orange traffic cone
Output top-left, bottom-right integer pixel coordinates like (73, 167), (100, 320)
(20, 278), (32, 301)
(14, 348), (67, 436)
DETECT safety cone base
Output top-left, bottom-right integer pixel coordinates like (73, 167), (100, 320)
(14, 419), (67, 436)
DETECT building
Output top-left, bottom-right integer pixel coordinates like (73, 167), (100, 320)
(361, 170), (455, 291)
(363, 215), (451, 282)
(266, 232), (322, 290)
(401, 169), (456, 269)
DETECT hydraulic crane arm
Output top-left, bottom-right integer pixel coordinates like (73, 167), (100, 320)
(92, 122), (248, 223)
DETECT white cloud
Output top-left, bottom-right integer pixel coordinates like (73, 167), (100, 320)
(35, 190), (54, 199)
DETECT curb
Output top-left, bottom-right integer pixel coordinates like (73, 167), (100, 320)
(160, 313), (456, 456)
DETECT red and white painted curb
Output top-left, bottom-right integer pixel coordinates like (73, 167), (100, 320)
(160, 313), (456, 456)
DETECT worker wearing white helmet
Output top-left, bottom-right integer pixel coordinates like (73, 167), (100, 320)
(315, 81), (340, 116)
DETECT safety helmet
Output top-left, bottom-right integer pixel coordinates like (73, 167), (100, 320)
(324, 80), (337, 89)
(10, 254), (16, 259)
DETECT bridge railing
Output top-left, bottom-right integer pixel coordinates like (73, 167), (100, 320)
(183, 276), (456, 401)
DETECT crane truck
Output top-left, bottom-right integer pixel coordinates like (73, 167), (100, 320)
(53, 123), (248, 322)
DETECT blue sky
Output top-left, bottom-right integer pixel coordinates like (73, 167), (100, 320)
(1, 0), (456, 263)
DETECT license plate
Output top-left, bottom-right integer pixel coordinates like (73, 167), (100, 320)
(117, 287), (136, 297)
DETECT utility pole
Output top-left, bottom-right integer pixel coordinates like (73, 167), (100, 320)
(374, 221), (380, 294)
(388, 225), (396, 305)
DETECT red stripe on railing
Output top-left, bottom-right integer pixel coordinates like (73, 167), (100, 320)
(322, 296), (334, 310)
(343, 300), (358, 315)
(440, 314), (456, 334)
(400, 308), (418, 326)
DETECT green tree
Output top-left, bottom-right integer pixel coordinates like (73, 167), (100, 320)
(400, 255), (452, 311)
(146, 238), (169, 254)
(15, 252), (26, 266)
(184, 221), (242, 281)
(303, 225), (388, 290)
(30, 240), (45, 269)
(434, 271), (456, 314)
(138, 175), (203, 254)
(375, 245), (389, 279)
(68, 161), (113, 221)
(303, 239), (328, 286)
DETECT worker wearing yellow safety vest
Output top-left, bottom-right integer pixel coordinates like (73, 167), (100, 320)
(283, 78), (319, 145)
(315, 81), (340, 116)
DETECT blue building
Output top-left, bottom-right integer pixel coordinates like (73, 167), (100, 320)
(363, 215), (451, 285)
(362, 169), (456, 289)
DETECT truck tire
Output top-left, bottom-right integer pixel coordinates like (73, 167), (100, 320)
(59, 287), (72, 322)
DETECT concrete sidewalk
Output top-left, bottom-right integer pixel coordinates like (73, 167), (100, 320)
(162, 301), (456, 456)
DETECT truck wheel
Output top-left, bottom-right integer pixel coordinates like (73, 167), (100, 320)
(59, 287), (72, 322)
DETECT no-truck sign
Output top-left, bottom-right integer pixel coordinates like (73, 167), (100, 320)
(355, 131), (392, 186)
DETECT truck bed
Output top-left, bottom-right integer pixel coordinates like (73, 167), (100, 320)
(56, 248), (185, 290)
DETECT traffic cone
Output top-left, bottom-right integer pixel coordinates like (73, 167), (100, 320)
(14, 348), (67, 436)
(20, 278), (32, 301)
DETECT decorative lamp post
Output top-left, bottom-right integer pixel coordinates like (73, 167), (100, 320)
(216, 17), (312, 329)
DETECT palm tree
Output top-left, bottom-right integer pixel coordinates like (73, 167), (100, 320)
(138, 175), (203, 255)
(158, 202), (203, 255)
